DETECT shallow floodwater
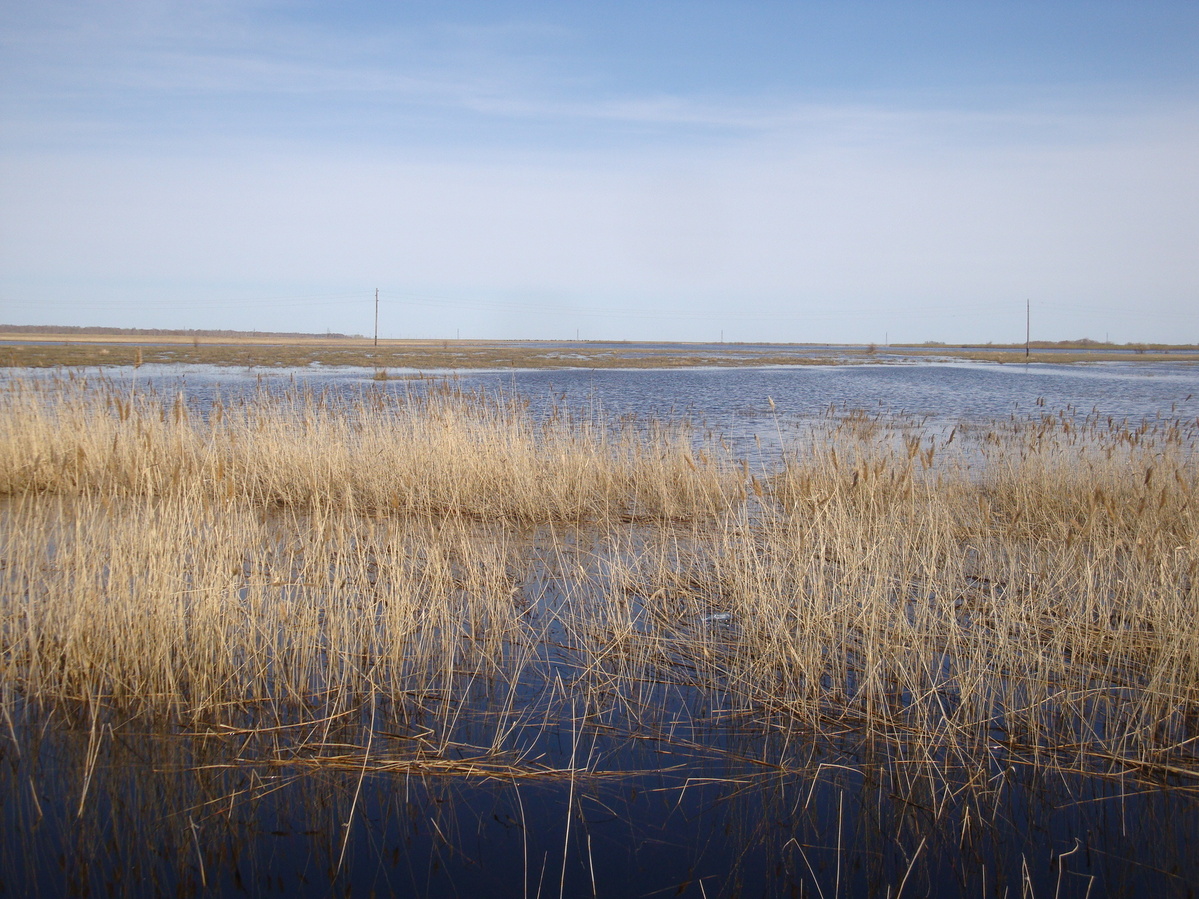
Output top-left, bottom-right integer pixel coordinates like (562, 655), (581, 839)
(16, 358), (1199, 456)
(3, 360), (1199, 897)
(6, 714), (1196, 897)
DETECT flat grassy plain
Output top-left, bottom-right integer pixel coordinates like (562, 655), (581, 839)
(4, 330), (1199, 368)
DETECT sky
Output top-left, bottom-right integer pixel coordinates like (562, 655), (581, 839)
(1, 1), (1197, 344)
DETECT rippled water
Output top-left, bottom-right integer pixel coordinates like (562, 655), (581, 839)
(16, 359), (1199, 459)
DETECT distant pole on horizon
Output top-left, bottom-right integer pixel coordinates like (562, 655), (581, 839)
(374, 289), (379, 347)
(1025, 299), (1030, 358)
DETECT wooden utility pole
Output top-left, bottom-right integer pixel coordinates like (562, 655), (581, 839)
(1025, 299), (1030, 358)
(374, 289), (379, 347)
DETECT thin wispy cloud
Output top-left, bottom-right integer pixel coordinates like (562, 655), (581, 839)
(1, 1), (1197, 341)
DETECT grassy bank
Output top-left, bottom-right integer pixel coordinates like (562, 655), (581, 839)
(4, 332), (1199, 369)
(1, 377), (1198, 787)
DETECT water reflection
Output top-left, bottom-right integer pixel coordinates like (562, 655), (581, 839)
(4, 712), (1196, 897)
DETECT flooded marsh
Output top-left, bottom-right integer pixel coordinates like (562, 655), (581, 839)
(2, 369), (1199, 896)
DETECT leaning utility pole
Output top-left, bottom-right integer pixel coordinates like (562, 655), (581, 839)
(374, 288), (379, 347)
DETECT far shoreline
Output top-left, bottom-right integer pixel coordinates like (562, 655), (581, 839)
(2, 328), (1198, 369)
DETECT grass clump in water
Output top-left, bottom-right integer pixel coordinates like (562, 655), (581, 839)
(1, 375), (1197, 788)
(0, 376), (740, 521)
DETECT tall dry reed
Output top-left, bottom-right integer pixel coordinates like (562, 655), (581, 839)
(0, 376), (741, 520)
(2, 376), (1197, 780)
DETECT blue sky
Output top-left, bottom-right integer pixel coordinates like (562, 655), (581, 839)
(2, 1), (1197, 343)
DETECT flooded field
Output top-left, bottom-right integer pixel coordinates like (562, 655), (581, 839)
(2, 361), (1198, 896)
(3, 333), (1198, 371)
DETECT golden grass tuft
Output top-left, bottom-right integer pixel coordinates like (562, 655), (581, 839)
(0, 376), (741, 520)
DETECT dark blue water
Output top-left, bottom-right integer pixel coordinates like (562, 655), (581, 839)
(5, 714), (1195, 897)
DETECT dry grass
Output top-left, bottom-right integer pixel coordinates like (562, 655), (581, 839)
(5, 333), (1198, 369)
(0, 376), (739, 520)
(727, 413), (1199, 761)
(2, 376), (1198, 787)
(1, 335), (849, 370)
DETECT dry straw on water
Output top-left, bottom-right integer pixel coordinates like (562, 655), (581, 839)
(1, 375), (1198, 784)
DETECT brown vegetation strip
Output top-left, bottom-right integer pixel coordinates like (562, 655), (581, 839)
(4, 333), (1198, 369)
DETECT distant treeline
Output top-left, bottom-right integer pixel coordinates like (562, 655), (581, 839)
(0, 325), (358, 340)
